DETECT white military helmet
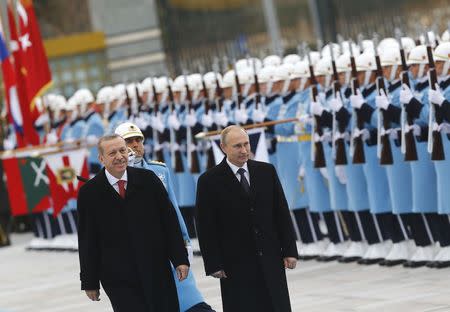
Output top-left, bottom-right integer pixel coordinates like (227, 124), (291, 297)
(45, 94), (58, 111)
(140, 77), (153, 93)
(222, 70), (236, 89)
(282, 54), (301, 65)
(306, 51), (321, 66)
(65, 96), (78, 119)
(442, 30), (450, 42)
(188, 73), (203, 101)
(362, 39), (375, 54)
(235, 58), (251, 71)
(356, 52), (377, 86)
(293, 61), (310, 91)
(263, 55), (281, 67)
(401, 37), (416, 54)
(113, 83), (127, 104)
(203, 71), (222, 90)
(96, 86), (114, 105)
(314, 57), (333, 88)
(380, 47), (401, 80)
(115, 122), (144, 139)
(172, 75), (186, 93)
(55, 95), (67, 112)
(272, 64), (290, 82)
(377, 37), (399, 54)
(279, 63), (297, 94)
(336, 54), (352, 85)
(237, 67), (255, 97)
(73, 88), (95, 114)
(154, 77), (172, 94)
(321, 43), (341, 59)
(258, 65), (276, 96)
(258, 65), (276, 83)
(341, 41), (361, 56)
(434, 42), (450, 77)
(407, 45), (428, 78)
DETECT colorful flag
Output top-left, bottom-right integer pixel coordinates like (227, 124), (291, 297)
(0, 17), (24, 147)
(7, 0), (52, 145)
(43, 149), (89, 216)
(2, 156), (51, 216)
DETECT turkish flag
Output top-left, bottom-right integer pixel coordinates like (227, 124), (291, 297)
(7, 0), (52, 145)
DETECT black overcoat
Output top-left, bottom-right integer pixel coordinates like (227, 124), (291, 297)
(195, 158), (298, 312)
(77, 166), (188, 312)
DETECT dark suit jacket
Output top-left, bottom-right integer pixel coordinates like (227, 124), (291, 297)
(77, 166), (188, 311)
(195, 158), (298, 312)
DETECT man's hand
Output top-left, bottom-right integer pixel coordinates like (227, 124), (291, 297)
(284, 257), (297, 270)
(211, 270), (227, 279)
(85, 289), (100, 301)
(176, 265), (189, 281)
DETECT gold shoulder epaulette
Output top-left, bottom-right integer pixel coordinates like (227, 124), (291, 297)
(149, 160), (167, 166)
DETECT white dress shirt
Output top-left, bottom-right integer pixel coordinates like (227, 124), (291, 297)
(105, 169), (128, 194)
(226, 158), (250, 185)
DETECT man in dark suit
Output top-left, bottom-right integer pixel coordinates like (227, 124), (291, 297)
(77, 134), (189, 312)
(195, 125), (298, 312)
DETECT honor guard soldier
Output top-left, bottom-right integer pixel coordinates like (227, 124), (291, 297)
(115, 122), (215, 312)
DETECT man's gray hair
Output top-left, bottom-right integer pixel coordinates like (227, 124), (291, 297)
(97, 134), (124, 155)
(220, 125), (247, 146)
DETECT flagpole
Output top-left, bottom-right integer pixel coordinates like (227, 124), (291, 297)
(0, 138), (93, 158)
(195, 117), (299, 140)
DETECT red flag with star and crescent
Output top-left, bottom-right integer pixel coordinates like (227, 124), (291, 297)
(7, 0), (52, 146)
(43, 149), (89, 216)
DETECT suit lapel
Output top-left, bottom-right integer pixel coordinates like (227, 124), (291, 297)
(96, 168), (124, 201)
(247, 160), (258, 202)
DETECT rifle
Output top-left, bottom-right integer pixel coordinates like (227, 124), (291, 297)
(252, 58), (261, 111)
(125, 87), (132, 119)
(426, 33), (445, 161)
(135, 84), (144, 115)
(349, 41), (366, 164)
(199, 67), (216, 170)
(396, 29), (418, 161)
(373, 35), (394, 165)
(233, 60), (244, 111)
(183, 73), (201, 173)
(213, 61), (224, 113)
(306, 47), (326, 168)
(330, 45), (348, 165)
(167, 78), (185, 172)
(151, 77), (165, 163)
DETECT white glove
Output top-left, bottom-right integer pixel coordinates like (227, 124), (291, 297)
(298, 165), (305, 179)
(201, 112), (214, 128)
(185, 111), (197, 127)
(399, 84), (414, 104)
(252, 107), (266, 123)
(375, 89), (390, 110)
(134, 116), (149, 130)
(46, 132), (58, 145)
(298, 114), (312, 125)
(151, 114), (165, 133)
(335, 165), (347, 184)
(3, 138), (15, 150)
(168, 112), (181, 130)
(310, 101), (324, 116)
(86, 135), (98, 145)
(428, 84), (446, 106)
(214, 111), (229, 127)
(127, 149), (136, 166)
(350, 89), (365, 109)
(235, 107), (248, 124)
(329, 97), (343, 112)
(186, 245), (194, 264)
(34, 113), (50, 127)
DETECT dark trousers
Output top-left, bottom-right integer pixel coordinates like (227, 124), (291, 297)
(103, 284), (149, 312)
(292, 208), (324, 243)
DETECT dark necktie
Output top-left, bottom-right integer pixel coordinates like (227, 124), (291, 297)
(117, 180), (126, 198)
(237, 168), (250, 194)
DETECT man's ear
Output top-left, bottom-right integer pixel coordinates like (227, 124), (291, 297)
(220, 143), (226, 154)
(98, 153), (103, 164)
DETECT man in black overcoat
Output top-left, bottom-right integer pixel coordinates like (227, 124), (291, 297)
(77, 134), (189, 312)
(195, 125), (298, 312)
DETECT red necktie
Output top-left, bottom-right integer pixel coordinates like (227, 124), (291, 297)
(117, 180), (126, 199)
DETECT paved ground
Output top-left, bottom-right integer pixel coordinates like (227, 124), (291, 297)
(1, 234), (450, 312)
